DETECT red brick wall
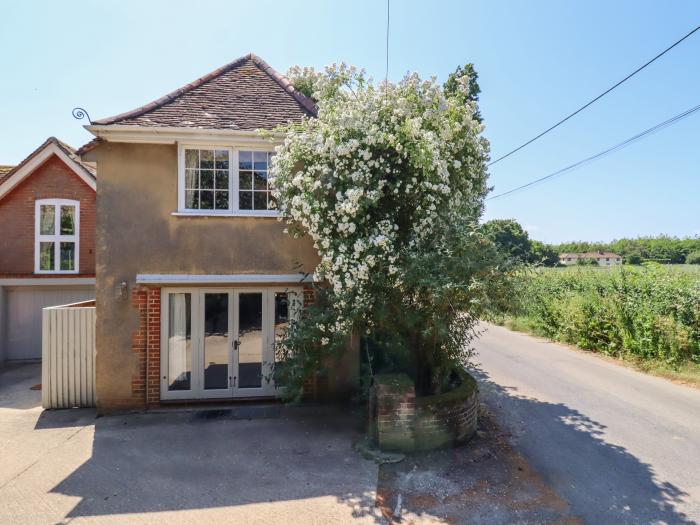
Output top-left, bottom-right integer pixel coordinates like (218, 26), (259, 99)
(130, 287), (147, 402)
(130, 286), (162, 408)
(373, 372), (479, 452)
(146, 287), (161, 407)
(0, 155), (96, 277)
(303, 285), (315, 307)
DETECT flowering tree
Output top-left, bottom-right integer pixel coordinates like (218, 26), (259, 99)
(270, 64), (511, 398)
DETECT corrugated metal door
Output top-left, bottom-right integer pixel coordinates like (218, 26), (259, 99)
(6, 286), (94, 360)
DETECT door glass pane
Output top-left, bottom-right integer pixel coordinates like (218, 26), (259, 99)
(274, 292), (289, 363)
(204, 293), (229, 390)
(168, 293), (192, 391)
(238, 293), (262, 388)
(60, 206), (75, 235)
(40, 205), (55, 234)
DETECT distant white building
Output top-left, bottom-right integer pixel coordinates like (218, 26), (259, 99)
(559, 251), (622, 266)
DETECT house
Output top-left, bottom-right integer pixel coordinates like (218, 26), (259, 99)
(0, 137), (96, 364)
(559, 251), (622, 266)
(79, 53), (358, 412)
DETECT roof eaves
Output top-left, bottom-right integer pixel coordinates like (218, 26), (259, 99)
(76, 137), (105, 156)
(0, 137), (96, 188)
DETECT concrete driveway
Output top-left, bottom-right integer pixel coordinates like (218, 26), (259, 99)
(1, 362), (584, 525)
(0, 363), (383, 525)
(474, 324), (700, 525)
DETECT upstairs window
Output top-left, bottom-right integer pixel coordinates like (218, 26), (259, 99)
(178, 146), (276, 216)
(184, 148), (230, 211)
(35, 199), (79, 274)
(238, 151), (274, 211)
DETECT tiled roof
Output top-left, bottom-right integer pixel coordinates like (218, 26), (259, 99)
(0, 137), (96, 187)
(76, 137), (104, 156)
(0, 165), (14, 185)
(93, 53), (316, 130)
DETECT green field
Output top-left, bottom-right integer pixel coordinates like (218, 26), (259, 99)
(496, 264), (700, 383)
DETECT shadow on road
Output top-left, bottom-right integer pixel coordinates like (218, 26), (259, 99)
(471, 365), (694, 525)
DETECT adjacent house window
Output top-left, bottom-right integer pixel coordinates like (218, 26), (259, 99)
(178, 146), (276, 216)
(35, 199), (79, 274)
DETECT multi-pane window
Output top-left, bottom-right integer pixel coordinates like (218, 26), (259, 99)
(238, 151), (273, 211)
(180, 147), (275, 214)
(35, 199), (79, 273)
(184, 148), (230, 211)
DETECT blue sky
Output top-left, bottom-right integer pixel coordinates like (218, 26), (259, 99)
(1, 0), (698, 243)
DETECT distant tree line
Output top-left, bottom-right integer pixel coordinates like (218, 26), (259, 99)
(481, 219), (559, 266)
(482, 219), (700, 266)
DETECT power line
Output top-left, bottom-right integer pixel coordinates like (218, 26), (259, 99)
(487, 23), (700, 167)
(487, 102), (700, 201)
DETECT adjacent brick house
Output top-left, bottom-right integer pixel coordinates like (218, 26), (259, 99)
(0, 137), (96, 363)
(80, 54), (358, 412)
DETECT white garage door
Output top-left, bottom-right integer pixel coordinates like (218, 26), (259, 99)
(5, 286), (95, 361)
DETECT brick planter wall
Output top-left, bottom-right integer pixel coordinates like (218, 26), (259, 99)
(375, 375), (416, 452)
(373, 370), (478, 452)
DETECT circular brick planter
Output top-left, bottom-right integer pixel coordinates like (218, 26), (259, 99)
(414, 370), (479, 450)
(373, 369), (479, 452)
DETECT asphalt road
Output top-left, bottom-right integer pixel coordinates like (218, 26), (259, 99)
(473, 323), (700, 525)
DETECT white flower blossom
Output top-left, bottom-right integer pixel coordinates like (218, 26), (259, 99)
(269, 63), (488, 336)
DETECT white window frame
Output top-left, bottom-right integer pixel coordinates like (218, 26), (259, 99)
(34, 199), (80, 274)
(176, 144), (278, 217)
(160, 286), (301, 401)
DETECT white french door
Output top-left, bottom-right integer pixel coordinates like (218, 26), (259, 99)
(160, 287), (300, 400)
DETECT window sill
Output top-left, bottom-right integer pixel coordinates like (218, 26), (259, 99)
(171, 211), (279, 218)
(34, 271), (80, 275)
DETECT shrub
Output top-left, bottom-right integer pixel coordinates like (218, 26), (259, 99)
(271, 63), (513, 399)
(686, 251), (700, 264)
(510, 266), (700, 366)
